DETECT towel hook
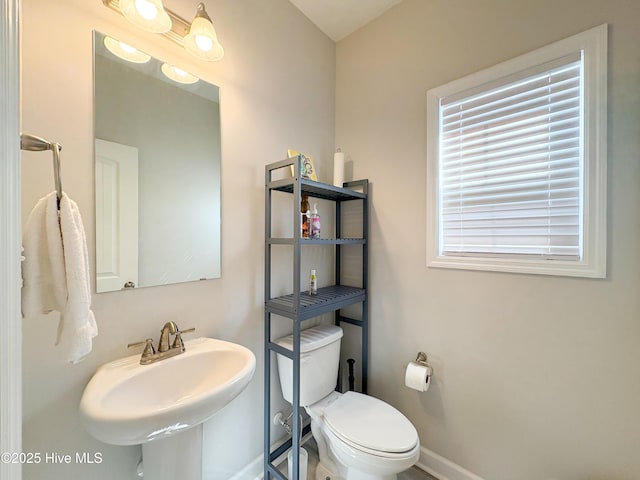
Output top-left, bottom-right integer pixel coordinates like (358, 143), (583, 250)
(20, 133), (64, 207)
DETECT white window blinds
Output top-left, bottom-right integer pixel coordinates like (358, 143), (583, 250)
(438, 53), (583, 258)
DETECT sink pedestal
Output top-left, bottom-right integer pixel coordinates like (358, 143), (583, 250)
(142, 425), (203, 480)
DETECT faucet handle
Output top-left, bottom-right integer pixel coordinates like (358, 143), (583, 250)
(128, 338), (156, 358)
(172, 327), (195, 350)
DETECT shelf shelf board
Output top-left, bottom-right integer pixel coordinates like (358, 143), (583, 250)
(265, 285), (366, 321)
(267, 178), (366, 202)
(268, 237), (366, 245)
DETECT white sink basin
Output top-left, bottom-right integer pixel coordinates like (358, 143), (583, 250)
(80, 337), (256, 446)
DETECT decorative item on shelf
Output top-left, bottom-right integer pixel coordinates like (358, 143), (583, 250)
(309, 269), (317, 296)
(310, 203), (321, 238)
(301, 194), (310, 239)
(333, 147), (345, 187)
(102, 0), (224, 62)
(287, 148), (317, 181)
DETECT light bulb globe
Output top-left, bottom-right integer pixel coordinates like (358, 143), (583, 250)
(184, 3), (224, 61)
(119, 0), (172, 33)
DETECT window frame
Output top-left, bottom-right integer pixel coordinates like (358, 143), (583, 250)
(426, 24), (607, 278)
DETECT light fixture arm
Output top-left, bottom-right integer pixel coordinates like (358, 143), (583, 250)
(102, 0), (194, 48)
(194, 3), (212, 23)
(102, 0), (224, 62)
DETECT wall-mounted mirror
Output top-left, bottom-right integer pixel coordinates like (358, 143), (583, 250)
(93, 30), (221, 293)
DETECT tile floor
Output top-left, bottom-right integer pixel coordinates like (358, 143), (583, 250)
(398, 467), (439, 480)
(279, 438), (438, 480)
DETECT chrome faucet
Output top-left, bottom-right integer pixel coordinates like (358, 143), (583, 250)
(128, 322), (195, 365)
(158, 321), (178, 353)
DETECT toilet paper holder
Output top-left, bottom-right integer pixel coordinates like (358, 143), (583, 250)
(405, 352), (433, 391)
(415, 351), (429, 366)
(414, 352), (433, 377)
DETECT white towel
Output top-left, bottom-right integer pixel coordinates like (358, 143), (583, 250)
(22, 192), (67, 317)
(59, 194), (98, 363)
(22, 191), (98, 363)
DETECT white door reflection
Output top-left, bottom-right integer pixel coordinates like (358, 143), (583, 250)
(95, 139), (139, 292)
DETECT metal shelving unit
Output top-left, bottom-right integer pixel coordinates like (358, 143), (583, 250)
(264, 157), (369, 480)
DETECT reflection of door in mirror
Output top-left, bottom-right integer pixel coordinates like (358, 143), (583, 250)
(95, 139), (139, 293)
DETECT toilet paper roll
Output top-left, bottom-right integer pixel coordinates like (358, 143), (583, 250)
(333, 150), (345, 187)
(405, 361), (432, 392)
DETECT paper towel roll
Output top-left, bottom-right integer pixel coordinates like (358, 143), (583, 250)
(333, 149), (345, 187)
(405, 361), (432, 392)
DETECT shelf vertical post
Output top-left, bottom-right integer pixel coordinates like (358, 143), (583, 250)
(291, 159), (301, 479)
(336, 199), (342, 287)
(265, 165), (273, 314)
(293, 161), (301, 315)
(263, 311), (272, 479)
(361, 184), (369, 394)
(264, 164), (272, 479)
(334, 198), (342, 392)
(291, 318), (301, 479)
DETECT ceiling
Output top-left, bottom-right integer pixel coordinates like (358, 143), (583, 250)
(288, 0), (403, 42)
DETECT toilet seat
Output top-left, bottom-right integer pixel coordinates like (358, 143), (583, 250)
(322, 392), (418, 457)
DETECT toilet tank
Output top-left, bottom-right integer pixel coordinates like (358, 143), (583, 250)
(275, 324), (343, 406)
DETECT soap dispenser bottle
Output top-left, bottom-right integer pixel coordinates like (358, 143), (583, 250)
(310, 203), (321, 239)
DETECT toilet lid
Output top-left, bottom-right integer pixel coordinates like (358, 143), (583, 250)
(323, 392), (418, 454)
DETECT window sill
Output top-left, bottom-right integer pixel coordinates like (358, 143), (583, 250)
(427, 254), (606, 279)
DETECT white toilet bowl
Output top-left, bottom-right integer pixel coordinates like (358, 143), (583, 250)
(306, 391), (420, 480)
(275, 325), (420, 480)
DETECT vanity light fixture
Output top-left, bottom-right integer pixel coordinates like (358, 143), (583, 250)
(160, 63), (199, 84)
(102, 0), (225, 62)
(118, 0), (172, 33)
(103, 35), (152, 63)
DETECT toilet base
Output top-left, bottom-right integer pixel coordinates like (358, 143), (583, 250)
(315, 461), (339, 480)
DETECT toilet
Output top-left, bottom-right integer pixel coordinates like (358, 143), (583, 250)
(275, 325), (420, 480)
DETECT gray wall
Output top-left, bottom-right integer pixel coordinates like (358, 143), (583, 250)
(336, 0), (640, 479)
(20, 0), (335, 478)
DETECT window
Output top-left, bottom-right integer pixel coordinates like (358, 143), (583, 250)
(426, 25), (607, 278)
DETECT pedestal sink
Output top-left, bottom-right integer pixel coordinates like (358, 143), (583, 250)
(80, 337), (256, 479)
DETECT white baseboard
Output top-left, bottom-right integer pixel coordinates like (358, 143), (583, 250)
(229, 453), (264, 480)
(415, 446), (485, 480)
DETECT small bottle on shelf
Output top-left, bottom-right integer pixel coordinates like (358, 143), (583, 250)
(310, 203), (321, 239)
(301, 194), (310, 238)
(309, 269), (317, 296)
